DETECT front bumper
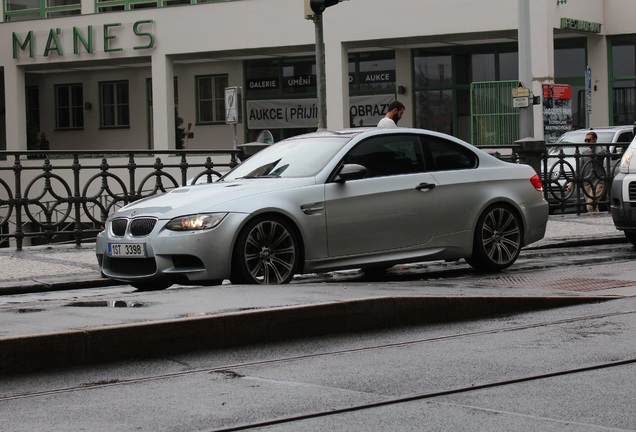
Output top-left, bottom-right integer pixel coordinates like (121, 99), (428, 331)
(610, 172), (636, 231)
(96, 213), (248, 284)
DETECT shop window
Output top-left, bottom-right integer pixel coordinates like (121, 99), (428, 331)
(613, 80), (636, 125)
(612, 41), (636, 77)
(456, 51), (495, 85)
(100, 81), (129, 128)
(4, 0), (79, 20)
(414, 53), (452, 88)
(282, 58), (316, 96)
(95, 0), (222, 12)
(26, 86), (40, 130)
(196, 75), (228, 124)
(498, 51), (519, 81)
(349, 51), (396, 95)
(55, 84), (84, 130)
(245, 60), (280, 98)
(611, 40), (636, 125)
(415, 89), (453, 135)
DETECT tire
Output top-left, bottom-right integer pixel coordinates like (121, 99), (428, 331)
(465, 205), (522, 272)
(625, 231), (636, 246)
(231, 216), (299, 285)
(362, 266), (391, 276)
(131, 281), (172, 291)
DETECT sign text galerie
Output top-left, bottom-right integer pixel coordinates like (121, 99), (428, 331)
(12, 20), (155, 59)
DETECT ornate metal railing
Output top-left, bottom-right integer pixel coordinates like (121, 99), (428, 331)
(0, 142), (628, 250)
(0, 150), (240, 249)
(542, 142), (629, 215)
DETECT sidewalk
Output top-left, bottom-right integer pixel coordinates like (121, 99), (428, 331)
(0, 212), (630, 374)
(0, 212), (625, 293)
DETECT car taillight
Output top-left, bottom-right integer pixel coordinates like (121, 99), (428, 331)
(530, 174), (543, 192)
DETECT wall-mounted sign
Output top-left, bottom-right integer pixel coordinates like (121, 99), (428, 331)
(12, 20), (155, 59)
(246, 94), (395, 129)
(246, 78), (279, 90)
(560, 18), (602, 34)
(543, 84), (573, 143)
(225, 87), (240, 124)
(512, 87), (531, 98)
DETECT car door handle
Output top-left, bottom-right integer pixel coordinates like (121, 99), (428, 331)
(416, 182), (436, 191)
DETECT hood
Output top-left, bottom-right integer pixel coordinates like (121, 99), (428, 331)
(113, 177), (316, 219)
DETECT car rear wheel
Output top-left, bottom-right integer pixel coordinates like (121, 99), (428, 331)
(466, 205), (522, 272)
(231, 216), (299, 285)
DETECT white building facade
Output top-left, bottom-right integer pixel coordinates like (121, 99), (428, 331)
(1, 0), (635, 152)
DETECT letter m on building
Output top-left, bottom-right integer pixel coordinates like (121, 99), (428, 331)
(13, 31), (35, 59)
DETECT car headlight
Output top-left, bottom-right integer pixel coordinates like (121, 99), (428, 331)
(620, 147), (636, 173)
(166, 213), (227, 231)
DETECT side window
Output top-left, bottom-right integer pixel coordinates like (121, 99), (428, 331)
(424, 136), (477, 171)
(343, 135), (425, 178)
(617, 132), (634, 144)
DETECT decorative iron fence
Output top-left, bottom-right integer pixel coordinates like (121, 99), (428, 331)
(0, 150), (240, 249)
(0, 143), (627, 250)
(542, 142), (629, 214)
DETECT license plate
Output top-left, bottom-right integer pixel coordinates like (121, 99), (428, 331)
(108, 243), (146, 257)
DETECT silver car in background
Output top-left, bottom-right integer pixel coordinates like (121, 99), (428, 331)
(96, 128), (549, 290)
(545, 126), (634, 212)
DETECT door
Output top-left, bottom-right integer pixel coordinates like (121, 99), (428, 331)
(324, 134), (440, 257)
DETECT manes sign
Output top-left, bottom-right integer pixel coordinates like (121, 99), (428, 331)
(12, 20), (155, 59)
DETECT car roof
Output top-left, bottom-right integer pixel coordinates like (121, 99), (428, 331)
(555, 126), (635, 143)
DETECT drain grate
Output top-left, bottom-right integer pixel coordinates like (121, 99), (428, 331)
(480, 275), (635, 292)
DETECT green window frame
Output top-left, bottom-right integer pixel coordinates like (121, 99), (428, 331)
(100, 80), (129, 128)
(195, 74), (228, 125)
(95, 0), (225, 13)
(4, 0), (80, 21)
(55, 83), (84, 130)
(609, 36), (636, 126)
(412, 44), (521, 141)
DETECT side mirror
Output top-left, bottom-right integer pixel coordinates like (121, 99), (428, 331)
(335, 164), (367, 182)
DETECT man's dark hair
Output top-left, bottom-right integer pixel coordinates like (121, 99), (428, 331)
(388, 100), (405, 112)
(586, 131), (598, 140)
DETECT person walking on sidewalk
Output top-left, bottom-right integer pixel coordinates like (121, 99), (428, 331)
(580, 131), (606, 213)
(377, 101), (405, 128)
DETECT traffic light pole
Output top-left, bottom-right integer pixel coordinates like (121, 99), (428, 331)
(313, 12), (327, 130)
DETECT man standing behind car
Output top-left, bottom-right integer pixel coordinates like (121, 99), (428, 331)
(377, 101), (405, 128)
(580, 131), (606, 213)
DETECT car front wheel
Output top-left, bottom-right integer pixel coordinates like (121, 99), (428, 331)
(231, 216), (299, 285)
(466, 205), (522, 272)
(624, 230), (636, 246)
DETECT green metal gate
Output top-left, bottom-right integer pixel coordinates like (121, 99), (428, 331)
(471, 80), (520, 145)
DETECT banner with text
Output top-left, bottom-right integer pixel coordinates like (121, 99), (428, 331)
(543, 84), (573, 143)
(246, 94), (396, 129)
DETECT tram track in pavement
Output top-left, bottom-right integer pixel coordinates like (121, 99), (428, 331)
(3, 308), (635, 405)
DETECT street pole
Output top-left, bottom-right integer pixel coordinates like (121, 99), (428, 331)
(314, 13), (327, 130)
(518, 0), (534, 139)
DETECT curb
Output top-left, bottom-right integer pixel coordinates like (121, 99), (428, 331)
(0, 295), (613, 375)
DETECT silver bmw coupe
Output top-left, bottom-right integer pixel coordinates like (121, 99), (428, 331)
(96, 128), (548, 290)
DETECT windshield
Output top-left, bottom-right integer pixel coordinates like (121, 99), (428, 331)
(223, 136), (350, 180)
